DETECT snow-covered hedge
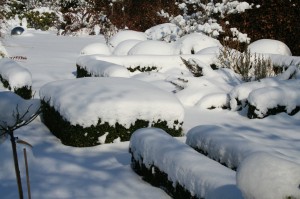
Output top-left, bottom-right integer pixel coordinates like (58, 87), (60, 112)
(0, 58), (32, 99)
(76, 54), (216, 75)
(237, 152), (300, 199)
(76, 56), (130, 78)
(247, 80), (300, 119)
(229, 66), (300, 112)
(186, 125), (300, 170)
(130, 128), (243, 199)
(39, 77), (184, 147)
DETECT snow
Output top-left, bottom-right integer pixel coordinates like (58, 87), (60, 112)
(0, 58), (32, 89)
(174, 33), (222, 54)
(130, 128), (243, 199)
(76, 56), (130, 77)
(145, 23), (183, 42)
(112, 39), (141, 55)
(0, 29), (299, 199)
(186, 120), (300, 169)
(79, 42), (111, 56)
(248, 39), (292, 56)
(248, 80), (300, 117)
(237, 152), (300, 199)
(0, 92), (40, 129)
(39, 77), (184, 128)
(128, 40), (175, 55)
(108, 30), (147, 49)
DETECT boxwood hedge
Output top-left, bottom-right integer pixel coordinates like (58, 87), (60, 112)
(41, 100), (183, 147)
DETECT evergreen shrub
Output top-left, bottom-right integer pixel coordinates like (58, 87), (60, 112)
(130, 152), (198, 199)
(41, 100), (182, 147)
(0, 74), (32, 99)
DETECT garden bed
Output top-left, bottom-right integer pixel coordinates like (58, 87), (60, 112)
(130, 128), (243, 199)
(0, 58), (32, 99)
(39, 77), (184, 147)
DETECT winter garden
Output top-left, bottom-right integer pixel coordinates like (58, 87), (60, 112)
(0, 0), (300, 199)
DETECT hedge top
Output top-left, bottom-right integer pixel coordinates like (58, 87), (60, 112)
(39, 77), (184, 128)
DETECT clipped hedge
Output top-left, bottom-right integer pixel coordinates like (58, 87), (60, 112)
(247, 104), (300, 119)
(130, 156), (197, 199)
(76, 65), (92, 78)
(41, 100), (182, 147)
(130, 128), (242, 199)
(0, 74), (32, 99)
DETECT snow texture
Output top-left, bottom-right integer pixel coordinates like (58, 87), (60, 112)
(0, 58), (32, 89)
(79, 42), (111, 56)
(39, 77), (184, 128)
(248, 39), (292, 56)
(174, 33), (222, 54)
(108, 30), (147, 49)
(186, 124), (300, 169)
(130, 128), (243, 199)
(128, 40), (175, 55)
(76, 56), (130, 77)
(145, 23), (183, 42)
(237, 152), (300, 199)
(0, 91), (40, 128)
(248, 80), (300, 117)
(112, 39), (142, 55)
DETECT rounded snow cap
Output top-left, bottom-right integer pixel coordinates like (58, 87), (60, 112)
(248, 39), (292, 56)
(11, 26), (25, 36)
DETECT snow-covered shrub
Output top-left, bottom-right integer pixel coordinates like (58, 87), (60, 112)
(128, 40), (175, 56)
(165, 0), (252, 38)
(145, 23), (183, 43)
(247, 80), (300, 119)
(130, 128), (243, 199)
(248, 39), (292, 56)
(108, 30), (147, 50)
(112, 39), (141, 56)
(217, 46), (274, 81)
(76, 56), (130, 78)
(0, 58), (32, 99)
(39, 77), (184, 147)
(79, 43), (111, 56)
(237, 152), (300, 199)
(196, 93), (229, 110)
(174, 33), (222, 55)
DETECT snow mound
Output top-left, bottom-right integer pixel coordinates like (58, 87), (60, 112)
(248, 39), (292, 56)
(0, 58), (32, 89)
(112, 39), (142, 55)
(128, 40), (175, 55)
(196, 46), (220, 55)
(79, 43), (111, 56)
(39, 77), (184, 128)
(174, 33), (222, 54)
(196, 93), (229, 109)
(237, 152), (300, 199)
(145, 23), (183, 42)
(108, 30), (147, 49)
(0, 91), (40, 128)
(76, 56), (130, 77)
(130, 128), (243, 199)
(248, 80), (300, 118)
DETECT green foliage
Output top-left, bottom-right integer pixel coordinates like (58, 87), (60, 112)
(76, 65), (92, 78)
(127, 66), (158, 73)
(130, 153), (199, 199)
(181, 57), (203, 77)
(0, 74), (32, 99)
(24, 11), (58, 31)
(41, 100), (182, 147)
(247, 104), (300, 119)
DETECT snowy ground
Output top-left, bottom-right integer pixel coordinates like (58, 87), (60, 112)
(0, 29), (300, 199)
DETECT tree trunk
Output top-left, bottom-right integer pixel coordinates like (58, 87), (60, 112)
(9, 131), (24, 199)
